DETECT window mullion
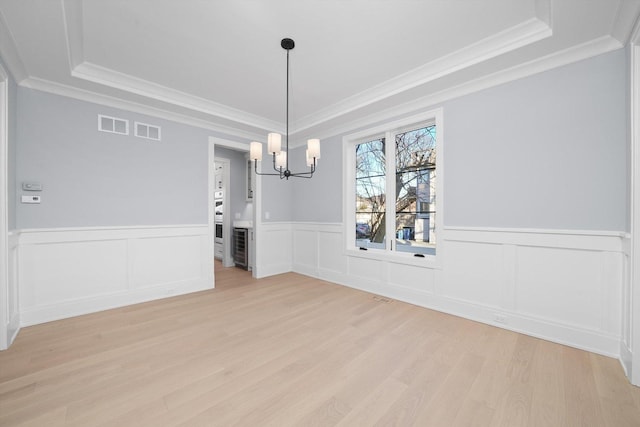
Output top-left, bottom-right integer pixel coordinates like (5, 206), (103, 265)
(385, 130), (396, 252)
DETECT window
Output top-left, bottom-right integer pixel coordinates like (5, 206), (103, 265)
(345, 109), (442, 263)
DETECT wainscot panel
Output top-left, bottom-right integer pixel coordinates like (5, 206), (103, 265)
(255, 222), (292, 279)
(289, 223), (626, 357)
(17, 225), (211, 326)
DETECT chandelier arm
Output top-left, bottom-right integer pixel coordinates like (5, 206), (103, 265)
(253, 159), (281, 177)
(287, 170), (315, 178)
(271, 153), (283, 174)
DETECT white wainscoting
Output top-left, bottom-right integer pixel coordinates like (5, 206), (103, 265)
(254, 222), (293, 279)
(17, 225), (211, 326)
(6, 232), (20, 345)
(290, 222), (627, 358)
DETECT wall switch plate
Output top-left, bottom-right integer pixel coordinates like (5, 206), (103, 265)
(21, 195), (41, 204)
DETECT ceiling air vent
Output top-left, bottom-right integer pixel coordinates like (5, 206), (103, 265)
(98, 114), (129, 135)
(134, 122), (161, 141)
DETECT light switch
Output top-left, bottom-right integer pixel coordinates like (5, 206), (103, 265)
(21, 195), (41, 204)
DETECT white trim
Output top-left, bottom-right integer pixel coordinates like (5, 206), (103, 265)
(212, 137), (252, 152)
(72, 62), (283, 133)
(5, 2), (629, 143)
(18, 224), (207, 243)
(292, 17), (551, 133)
(0, 8), (28, 83)
(61, 0), (83, 71)
(0, 60), (12, 349)
(253, 145), (262, 278)
(11, 36), (625, 148)
(629, 19), (640, 386)
(296, 36), (624, 144)
(611, 0), (640, 45)
(209, 137), (237, 269)
(444, 226), (627, 252)
(20, 77), (265, 143)
(208, 140), (216, 281)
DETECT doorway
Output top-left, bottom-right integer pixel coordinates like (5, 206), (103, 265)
(208, 137), (257, 284)
(213, 157), (232, 268)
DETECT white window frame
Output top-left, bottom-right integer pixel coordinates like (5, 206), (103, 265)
(342, 108), (444, 268)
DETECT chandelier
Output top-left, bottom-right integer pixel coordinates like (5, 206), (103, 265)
(250, 38), (320, 179)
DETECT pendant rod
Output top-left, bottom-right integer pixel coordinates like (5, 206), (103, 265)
(285, 46), (290, 173)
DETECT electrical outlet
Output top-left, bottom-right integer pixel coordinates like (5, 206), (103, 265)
(493, 313), (507, 324)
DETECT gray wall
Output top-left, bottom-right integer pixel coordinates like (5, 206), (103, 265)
(259, 149), (293, 222)
(11, 48), (628, 232)
(444, 49), (627, 231)
(15, 88), (213, 228)
(291, 136), (342, 223)
(292, 49), (628, 232)
(215, 146), (253, 222)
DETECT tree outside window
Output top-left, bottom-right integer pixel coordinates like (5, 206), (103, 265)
(355, 125), (436, 255)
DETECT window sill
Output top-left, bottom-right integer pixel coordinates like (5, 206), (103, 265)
(345, 247), (441, 269)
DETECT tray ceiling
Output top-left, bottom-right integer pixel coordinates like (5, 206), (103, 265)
(0, 0), (637, 140)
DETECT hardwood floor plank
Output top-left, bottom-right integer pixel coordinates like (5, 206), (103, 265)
(591, 352), (640, 427)
(0, 263), (638, 426)
(562, 346), (607, 427)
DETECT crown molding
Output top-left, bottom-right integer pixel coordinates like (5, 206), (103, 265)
(630, 9), (640, 46)
(20, 76), (265, 143)
(59, 0), (282, 134)
(0, 8), (28, 83)
(61, 0), (83, 71)
(300, 35), (623, 144)
(71, 62), (284, 134)
(611, 0), (640, 45)
(291, 16), (552, 134)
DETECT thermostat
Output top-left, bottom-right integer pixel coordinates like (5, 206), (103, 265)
(21, 195), (41, 204)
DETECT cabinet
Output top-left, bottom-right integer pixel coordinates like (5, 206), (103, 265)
(233, 228), (248, 270)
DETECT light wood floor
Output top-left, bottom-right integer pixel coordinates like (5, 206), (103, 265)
(1, 262), (640, 426)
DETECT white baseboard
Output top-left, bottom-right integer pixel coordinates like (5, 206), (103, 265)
(620, 343), (633, 378)
(20, 277), (211, 327)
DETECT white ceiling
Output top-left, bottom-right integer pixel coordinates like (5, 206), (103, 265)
(0, 0), (638, 142)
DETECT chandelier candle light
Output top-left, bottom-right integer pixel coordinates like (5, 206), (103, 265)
(250, 38), (320, 179)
